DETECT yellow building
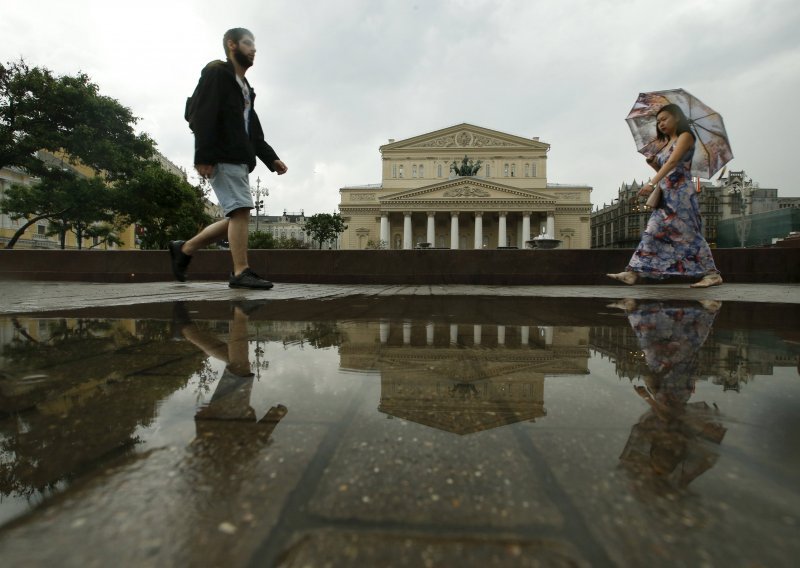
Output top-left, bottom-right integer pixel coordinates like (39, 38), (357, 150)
(338, 124), (592, 250)
(1, 150), (185, 250)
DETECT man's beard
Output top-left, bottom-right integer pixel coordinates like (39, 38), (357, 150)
(232, 48), (253, 69)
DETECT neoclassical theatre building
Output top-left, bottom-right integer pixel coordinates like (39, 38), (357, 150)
(338, 124), (592, 250)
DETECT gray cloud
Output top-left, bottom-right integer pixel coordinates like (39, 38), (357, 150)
(2, 0), (797, 217)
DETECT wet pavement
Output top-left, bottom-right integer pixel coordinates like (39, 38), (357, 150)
(0, 282), (798, 567)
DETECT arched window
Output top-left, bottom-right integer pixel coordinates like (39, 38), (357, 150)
(398, 165), (404, 178)
(510, 164), (516, 177)
(437, 163), (442, 177)
(419, 164), (424, 178)
(412, 165), (417, 178)
(485, 163), (491, 177)
(504, 163), (509, 176)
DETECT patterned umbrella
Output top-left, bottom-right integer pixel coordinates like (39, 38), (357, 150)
(626, 88), (733, 179)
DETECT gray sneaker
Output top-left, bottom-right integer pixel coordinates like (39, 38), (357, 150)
(229, 268), (274, 289)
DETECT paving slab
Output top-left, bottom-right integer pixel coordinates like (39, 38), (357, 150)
(1, 281), (798, 315)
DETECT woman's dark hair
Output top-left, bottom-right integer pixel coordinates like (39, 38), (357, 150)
(223, 28), (254, 57)
(656, 104), (695, 142)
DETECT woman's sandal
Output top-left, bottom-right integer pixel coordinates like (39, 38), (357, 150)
(606, 271), (638, 285)
(690, 274), (723, 288)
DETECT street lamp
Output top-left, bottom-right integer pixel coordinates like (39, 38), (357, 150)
(252, 176), (268, 233)
(726, 173), (752, 248)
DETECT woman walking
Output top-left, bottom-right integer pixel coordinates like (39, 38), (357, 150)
(608, 104), (722, 288)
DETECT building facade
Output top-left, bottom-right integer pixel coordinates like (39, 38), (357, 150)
(338, 124), (592, 250)
(251, 210), (310, 246)
(589, 170), (790, 249)
(591, 180), (724, 249)
(1, 150), (185, 250)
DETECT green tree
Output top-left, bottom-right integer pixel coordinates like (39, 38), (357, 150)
(0, 59), (156, 248)
(274, 236), (307, 249)
(114, 163), (211, 250)
(248, 230), (275, 249)
(2, 170), (116, 249)
(0, 59), (154, 177)
(302, 213), (347, 249)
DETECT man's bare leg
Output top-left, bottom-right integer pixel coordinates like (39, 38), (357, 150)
(227, 208), (251, 276)
(182, 218), (230, 255)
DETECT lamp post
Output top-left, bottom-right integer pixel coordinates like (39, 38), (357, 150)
(252, 176), (268, 233)
(727, 173), (752, 248)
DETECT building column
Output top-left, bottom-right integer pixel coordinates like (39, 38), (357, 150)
(426, 323), (434, 346)
(450, 212), (459, 249)
(473, 324), (482, 345)
(380, 213), (389, 247)
(498, 212), (507, 248)
(521, 326), (529, 346)
(380, 320), (389, 344)
(403, 321), (412, 345)
(450, 324), (458, 345)
(403, 212), (412, 249)
(497, 325), (506, 345)
(539, 325), (553, 346)
(522, 213), (531, 246)
(426, 212), (435, 245)
(546, 212), (555, 238)
(474, 212), (483, 249)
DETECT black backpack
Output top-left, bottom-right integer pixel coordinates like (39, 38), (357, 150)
(184, 87), (198, 132)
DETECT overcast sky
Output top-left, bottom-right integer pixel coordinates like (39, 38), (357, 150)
(2, 0), (798, 214)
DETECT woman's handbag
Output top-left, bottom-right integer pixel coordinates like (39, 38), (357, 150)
(645, 183), (662, 208)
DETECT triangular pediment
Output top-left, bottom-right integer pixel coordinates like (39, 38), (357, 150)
(381, 123), (549, 152)
(381, 178), (555, 203)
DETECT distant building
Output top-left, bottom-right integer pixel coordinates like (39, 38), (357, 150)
(590, 171), (792, 249)
(252, 209), (307, 244)
(338, 123), (592, 250)
(250, 210), (341, 249)
(591, 180), (724, 248)
(2, 150), (190, 250)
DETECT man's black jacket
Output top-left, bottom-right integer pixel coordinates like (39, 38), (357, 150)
(191, 59), (280, 173)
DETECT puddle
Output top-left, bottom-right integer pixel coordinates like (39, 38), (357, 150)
(0, 297), (798, 565)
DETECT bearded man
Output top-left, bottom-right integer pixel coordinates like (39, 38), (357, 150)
(170, 27), (287, 289)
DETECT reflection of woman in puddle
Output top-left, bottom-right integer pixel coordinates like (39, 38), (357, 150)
(612, 299), (727, 492)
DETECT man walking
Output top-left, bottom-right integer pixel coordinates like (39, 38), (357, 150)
(170, 27), (287, 289)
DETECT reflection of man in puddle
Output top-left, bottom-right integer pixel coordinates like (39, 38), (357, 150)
(610, 299), (726, 492)
(172, 302), (287, 439)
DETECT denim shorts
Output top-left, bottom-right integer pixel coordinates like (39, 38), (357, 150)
(210, 163), (254, 217)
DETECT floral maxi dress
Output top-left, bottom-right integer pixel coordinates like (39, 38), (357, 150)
(626, 142), (719, 278)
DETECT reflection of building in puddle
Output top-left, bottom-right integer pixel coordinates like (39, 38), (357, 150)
(339, 321), (590, 434)
(590, 317), (799, 392)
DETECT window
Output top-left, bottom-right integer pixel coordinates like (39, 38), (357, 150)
(419, 164), (424, 178)
(524, 164), (530, 177)
(510, 164), (516, 177)
(531, 163), (537, 177)
(392, 164), (397, 178)
(412, 165), (417, 178)
(437, 164), (442, 177)
(485, 163), (491, 177)
(399, 165), (404, 178)
(504, 163), (509, 176)
(37, 224), (46, 235)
